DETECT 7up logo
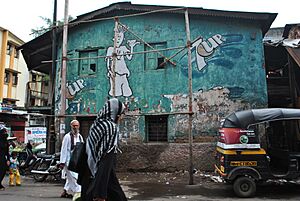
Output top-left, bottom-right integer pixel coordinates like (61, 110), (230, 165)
(240, 135), (249, 144)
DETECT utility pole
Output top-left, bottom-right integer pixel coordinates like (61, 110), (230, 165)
(59, 0), (69, 142)
(48, 0), (57, 154)
(185, 8), (194, 185)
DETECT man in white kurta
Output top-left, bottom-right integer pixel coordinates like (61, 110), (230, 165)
(60, 120), (83, 197)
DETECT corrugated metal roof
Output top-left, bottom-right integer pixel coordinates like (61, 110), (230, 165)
(19, 2), (277, 73)
(75, 2), (276, 35)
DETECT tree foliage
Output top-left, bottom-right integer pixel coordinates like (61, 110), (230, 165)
(30, 16), (74, 38)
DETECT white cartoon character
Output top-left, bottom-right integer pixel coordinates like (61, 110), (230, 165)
(105, 25), (140, 97)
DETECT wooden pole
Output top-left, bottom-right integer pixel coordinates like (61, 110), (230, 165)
(60, 0), (69, 141)
(185, 8), (194, 185)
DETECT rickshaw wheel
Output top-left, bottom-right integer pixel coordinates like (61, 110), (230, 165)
(233, 176), (256, 198)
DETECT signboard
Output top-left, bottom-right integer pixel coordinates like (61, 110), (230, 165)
(25, 127), (47, 143)
(0, 103), (13, 113)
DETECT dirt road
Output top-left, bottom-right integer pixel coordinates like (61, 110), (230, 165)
(1, 171), (300, 200)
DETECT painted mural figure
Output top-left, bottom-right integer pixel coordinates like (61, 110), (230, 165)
(106, 25), (140, 97)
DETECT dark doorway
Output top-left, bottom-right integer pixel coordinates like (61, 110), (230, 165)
(77, 116), (96, 139)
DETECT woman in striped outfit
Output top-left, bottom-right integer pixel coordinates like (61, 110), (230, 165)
(84, 98), (127, 201)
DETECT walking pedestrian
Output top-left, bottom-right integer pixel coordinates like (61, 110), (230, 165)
(0, 123), (10, 190)
(60, 119), (83, 198)
(83, 98), (127, 201)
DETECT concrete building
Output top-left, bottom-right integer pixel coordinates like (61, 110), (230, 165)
(20, 2), (277, 171)
(264, 24), (300, 108)
(0, 27), (29, 141)
(0, 27), (28, 107)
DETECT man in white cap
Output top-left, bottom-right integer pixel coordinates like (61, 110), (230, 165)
(60, 119), (83, 198)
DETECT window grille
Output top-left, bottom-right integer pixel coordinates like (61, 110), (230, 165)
(79, 50), (97, 75)
(144, 42), (167, 70)
(146, 115), (168, 142)
(12, 73), (18, 85)
(4, 71), (10, 83)
(6, 43), (12, 55)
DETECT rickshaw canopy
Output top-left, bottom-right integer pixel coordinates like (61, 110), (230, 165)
(222, 108), (300, 129)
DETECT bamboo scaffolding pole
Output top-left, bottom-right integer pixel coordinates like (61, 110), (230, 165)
(185, 8), (194, 185)
(59, 0), (69, 142)
(32, 111), (192, 118)
(41, 35), (204, 65)
(41, 45), (186, 64)
(159, 35), (202, 67)
(118, 21), (177, 66)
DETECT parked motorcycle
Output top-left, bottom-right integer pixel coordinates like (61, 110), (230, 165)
(19, 153), (39, 176)
(18, 148), (41, 175)
(31, 152), (62, 182)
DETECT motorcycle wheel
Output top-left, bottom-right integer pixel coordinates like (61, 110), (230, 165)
(53, 172), (63, 183)
(33, 174), (47, 182)
(32, 160), (48, 182)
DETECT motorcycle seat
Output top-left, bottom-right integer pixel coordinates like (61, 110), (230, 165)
(38, 154), (53, 159)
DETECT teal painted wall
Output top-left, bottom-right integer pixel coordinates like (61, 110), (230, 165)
(55, 12), (267, 141)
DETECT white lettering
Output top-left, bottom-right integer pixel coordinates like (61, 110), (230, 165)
(193, 34), (224, 71)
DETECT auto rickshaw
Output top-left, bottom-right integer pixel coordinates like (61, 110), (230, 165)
(215, 108), (300, 197)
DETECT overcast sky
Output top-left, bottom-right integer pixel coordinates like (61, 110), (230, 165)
(0, 0), (299, 42)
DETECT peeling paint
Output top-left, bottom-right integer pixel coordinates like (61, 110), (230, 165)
(163, 87), (256, 137)
(54, 14), (267, 142)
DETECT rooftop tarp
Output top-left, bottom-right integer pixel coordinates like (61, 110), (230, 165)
(263, 38), (300, 48)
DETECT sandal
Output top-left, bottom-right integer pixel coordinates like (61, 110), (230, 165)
(66, 194), (73, 198)
(60, 190), (73, 198)
(60, 190), (68, 198)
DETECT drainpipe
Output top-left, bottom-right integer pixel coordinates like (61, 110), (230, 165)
(185, 8), (194, 185)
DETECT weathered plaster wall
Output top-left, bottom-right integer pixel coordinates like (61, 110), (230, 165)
(55, 13), (267, 137)
(117, 142), (216, 172)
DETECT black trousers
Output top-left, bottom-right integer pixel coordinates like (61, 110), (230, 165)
(0, 160), (7, 188)
(92, 152), (127, 201)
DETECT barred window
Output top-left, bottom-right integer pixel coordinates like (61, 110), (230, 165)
(144, 42), (167, 70)
(4, 71), (10, 83)
(14, 49), (20, 58)
(146, 115), (168, 142)
(32, 74), (37, 82)
(79, 50), (97, 75)
(6, 43), (12, 55)
(12, 73), (18, 85)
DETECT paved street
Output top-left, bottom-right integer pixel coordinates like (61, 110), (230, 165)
(1, 172), (300, 201)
